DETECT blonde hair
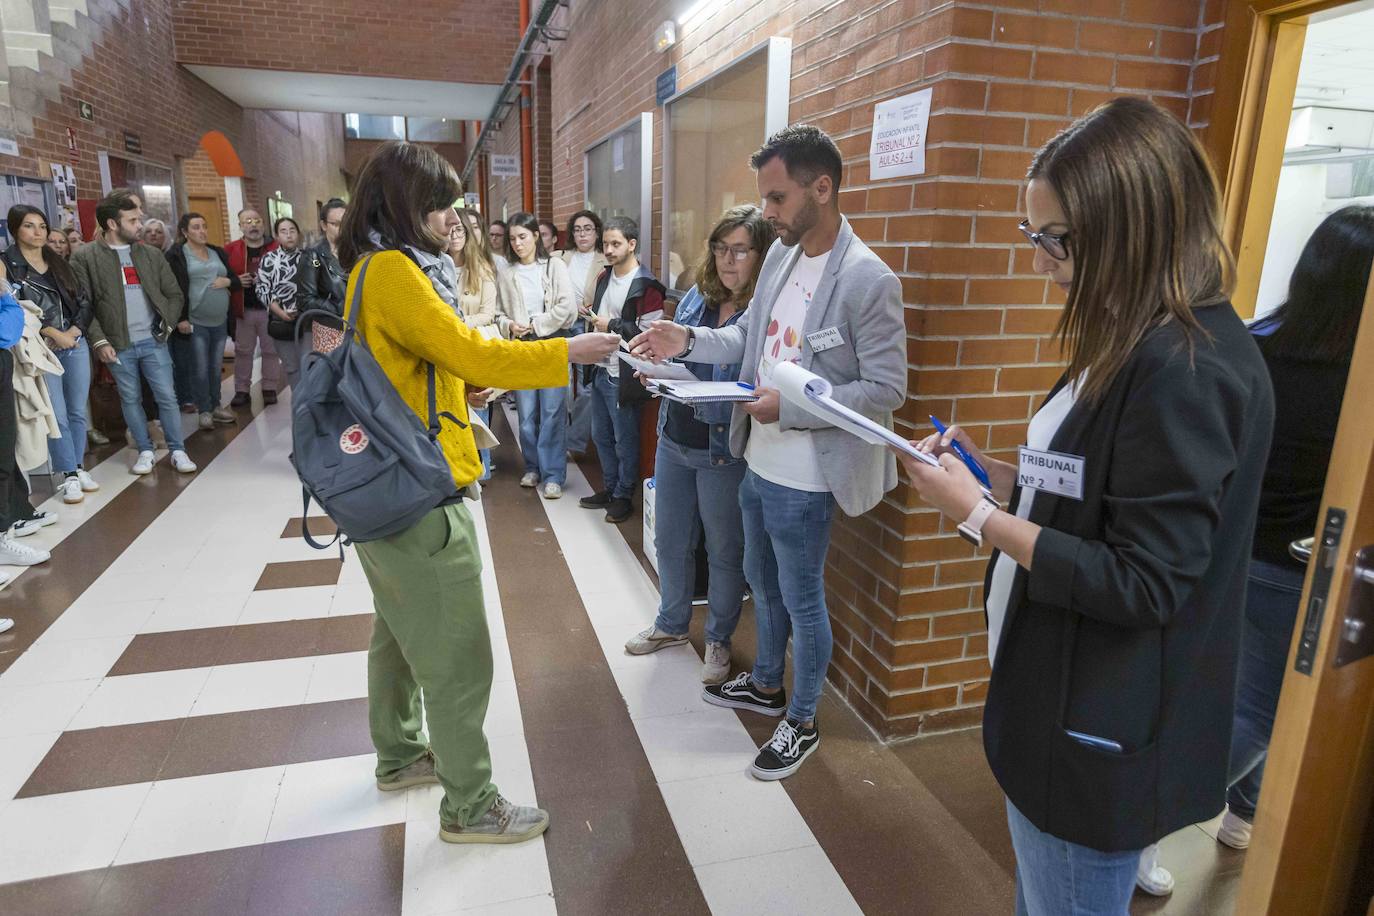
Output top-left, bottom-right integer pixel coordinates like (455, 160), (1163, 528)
(453, 209), (496, 298)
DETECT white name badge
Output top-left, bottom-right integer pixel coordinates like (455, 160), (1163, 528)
(1017, 447), (1085, 501)
(806, 326), (845, 352)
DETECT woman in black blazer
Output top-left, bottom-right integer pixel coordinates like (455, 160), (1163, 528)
(897, 98), (1275, 915)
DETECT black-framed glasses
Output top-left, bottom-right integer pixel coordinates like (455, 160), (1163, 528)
(1017, 219), (1070, 261)
(572, 224), (597, 235)
(710, 242), (754, 261)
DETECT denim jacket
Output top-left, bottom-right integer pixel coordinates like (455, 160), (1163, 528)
(657, 284), (746, 463)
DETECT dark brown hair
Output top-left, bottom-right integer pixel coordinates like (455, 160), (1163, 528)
(750, 124), (842, 190)
(95, 190), (139, 236)
(6, 205), (79, 298)
(1027, 97), (1233, 405)
(695, 204), (775, 308)
(337, 140), (462, 269)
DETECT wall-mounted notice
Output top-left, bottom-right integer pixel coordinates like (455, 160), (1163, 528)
(490, 154), (520, 179)
(869, 88), (932, 180)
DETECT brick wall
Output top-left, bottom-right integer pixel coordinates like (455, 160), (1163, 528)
(183, 145), (231, 242)
(170, 0), (518, 84)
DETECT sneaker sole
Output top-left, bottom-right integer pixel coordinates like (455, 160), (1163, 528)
(1216, 830), (1250, 850)
(542, 491), (562, 500)
(131, 467), (153, 476)
(701, 666), (730, 685)
(376, 774), (440, 792)
(1136, 877), (1175, 897)
(438, 817), (550, 845)
(62, 494), (84, 504)
(701, 689), (787, 717)
(578, 502), (610, 510)
(749, 739), (820, 781)
(604, 515), (631, 524)
(624, 635), (689, 656)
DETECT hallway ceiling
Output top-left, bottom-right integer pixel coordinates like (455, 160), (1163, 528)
(185, 66), (502, 119)
(1295, 5), (1374, 112)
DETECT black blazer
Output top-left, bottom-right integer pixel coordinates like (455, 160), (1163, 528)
(983, 302), (1274, 852)
(164, 243), (241, 327)
(586, 264), (667, 407)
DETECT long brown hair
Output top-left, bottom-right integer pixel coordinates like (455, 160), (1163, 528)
(338, 140), (462, 270)
(454, 208), (496, 298)
(695, 204), (775, 308)
(1028, 97), (1233, 405)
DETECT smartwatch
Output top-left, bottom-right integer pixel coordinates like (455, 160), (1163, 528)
(956, 497), (999, 548)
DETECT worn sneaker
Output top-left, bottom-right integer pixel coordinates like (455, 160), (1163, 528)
(230, 392), (251, 407)
(1217, 807), (1252, 850)
(12, 511), (57, 537)
(376, 749), (440, 792)
(262, 389), (278, 405)
(0, 617), (13, 634)
(605, 496), (632, 524)
(702, 641), (731, 684)
(59, 476), (84, 504)
(542, 482), (562, 500)
(171, 450), (197, 474)
(75, 468), (100, 492)
(87, 428), (110, 446)
(703, 672), (787, 717)
(579, 489), (611, 509)
(0, 533), (50, 566)
(198, 412), (214, 430)
(519, 472), (539, 488)
(211, 407), (236, 425)
(1135, 844), (1174, 896)
(625, 624), (688, 656)
(751, 718), (820, 780)
(439, 794), (549, 845)
(131, 450), (156, 475)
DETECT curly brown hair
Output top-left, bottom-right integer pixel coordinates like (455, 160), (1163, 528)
(694, 204), (775, 307)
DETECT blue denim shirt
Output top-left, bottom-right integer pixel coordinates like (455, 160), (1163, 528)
(657, 285), (746, 463)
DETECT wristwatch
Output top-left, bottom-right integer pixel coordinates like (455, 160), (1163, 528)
(679, 326), (696, 358)
(956, 496), (1000, 548)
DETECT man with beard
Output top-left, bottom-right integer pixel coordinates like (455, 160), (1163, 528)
(631, 124), (905, 780)
(225, 207), (281, 406)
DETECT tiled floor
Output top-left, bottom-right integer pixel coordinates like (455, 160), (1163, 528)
(0, 386), (1243, 915)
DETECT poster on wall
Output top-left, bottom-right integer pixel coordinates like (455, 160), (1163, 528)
(869, 88), (932, 180)
(50, 162), (80, 234)
(490, 154), (520, 179)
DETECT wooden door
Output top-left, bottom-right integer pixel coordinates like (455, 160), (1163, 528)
(187, 195), (225, 247)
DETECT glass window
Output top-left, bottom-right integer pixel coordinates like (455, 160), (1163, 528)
(344, 114), (405, 141)
(664, 48), (769, 290)
(586, 122), (642, 226)
(407, 117), (463, 143)
(104, 154), (176, 228)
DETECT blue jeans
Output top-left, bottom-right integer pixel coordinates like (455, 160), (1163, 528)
(190, 321), (229, 413)
(168, 332), (196, 406)
(589, 368), (641, 499)
(740, 469), (835, 723)
(568, 368), (593, 453)
(515, 385), (567, 486)
(1226, 557), (1305, 821)
(652, 437), (747, 645)
(109, 337), (185, 452)
(473, 405), (492, 481)
(45, 339), (91, 473)
(1006, 798), (1140, 916)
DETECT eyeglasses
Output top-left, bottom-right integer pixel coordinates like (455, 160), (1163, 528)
(710, 243), (754, 261)
(1017, 219), (1070, 261)
(242, 218), (264, 227)
(572, 225), (597, 235)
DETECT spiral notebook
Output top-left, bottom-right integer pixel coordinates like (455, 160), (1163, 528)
(645, 380), (760, 404)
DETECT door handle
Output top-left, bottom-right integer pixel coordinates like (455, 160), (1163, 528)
(1334, 545), (1374, 668)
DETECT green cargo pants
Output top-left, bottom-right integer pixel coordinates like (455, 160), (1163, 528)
(354, 501), (498, 827)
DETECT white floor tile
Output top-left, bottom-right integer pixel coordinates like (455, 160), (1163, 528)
(265, 754), (407, 843)
(0, 782), (151, 883)
(42, 599), (160, 641)
(0, 635), (133, 687)
(615, 650), (714, 721)
(658, 774), (817, 867)
(695, 845), (862, 916)
(402, 823), (552, 916)
(190, 656), (315, 717)
(330, 581), (376, 617)
(489, 636), (517, 685)
(0, 679), (100, 737)
(68, 668), (211, 729)
(141, 593), (249, 633)
(449, 896), (558, 916)
(0, 731), (60, 807)
(237, 585), (336, 625)
(113, 765), (285, 865)
(632, 709), (764, 784)
(303, 651), (369, 704)
(482, 679), (525, 739)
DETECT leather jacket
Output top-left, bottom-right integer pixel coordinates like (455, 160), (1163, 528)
(296, 239), (346, 328)
(1, 244), (92, 334)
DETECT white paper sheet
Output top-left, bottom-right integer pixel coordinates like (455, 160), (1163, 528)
(645, 380), (759, 403)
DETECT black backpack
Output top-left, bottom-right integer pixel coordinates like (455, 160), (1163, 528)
(290, 253), (464, 550)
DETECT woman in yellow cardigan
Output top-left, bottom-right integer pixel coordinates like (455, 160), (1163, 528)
(337, 141), (618, 845)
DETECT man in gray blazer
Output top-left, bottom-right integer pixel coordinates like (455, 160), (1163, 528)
(632, 125), (906, 780)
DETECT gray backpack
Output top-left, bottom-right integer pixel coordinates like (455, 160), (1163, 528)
(290, 253), (463, 550)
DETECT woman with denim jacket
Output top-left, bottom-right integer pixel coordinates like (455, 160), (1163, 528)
(624, 205), (775, 684)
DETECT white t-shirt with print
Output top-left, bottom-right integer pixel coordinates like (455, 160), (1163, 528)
(599, 268), (634, 377)
(744, 249), (829, 492)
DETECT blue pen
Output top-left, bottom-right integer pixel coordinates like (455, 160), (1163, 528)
(737, 382), (755, 391)
(929, 415), (991, 489)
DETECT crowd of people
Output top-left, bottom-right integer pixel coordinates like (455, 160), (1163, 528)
(0, 95), (1369, 914)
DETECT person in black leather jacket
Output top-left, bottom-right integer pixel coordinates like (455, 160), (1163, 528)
(2, 205), (98, 504)
(290, 199), (348, 378)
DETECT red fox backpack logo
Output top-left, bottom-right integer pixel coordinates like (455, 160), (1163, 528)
(339, 424), (370, 455)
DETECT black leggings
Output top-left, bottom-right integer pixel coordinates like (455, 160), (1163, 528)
(0, 349), (35, 531)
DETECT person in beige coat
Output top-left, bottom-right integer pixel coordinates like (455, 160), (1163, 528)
(12, 297), (63, 471)
(560, 210), (609, 458)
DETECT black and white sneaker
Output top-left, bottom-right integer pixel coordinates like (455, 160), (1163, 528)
(702, 672), (786, 717)
(750, 718), (820, 780)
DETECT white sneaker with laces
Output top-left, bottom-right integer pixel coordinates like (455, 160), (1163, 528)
(0, 533), (51, 566)
(519, 472), (539, 488)
(1135, 844), (1174, 896)
(131, 450), (156, 475)
(59, 476), (84, 504)
(702, 641), (731, 684)
(171, 450), (197, 474)
(0, 617), (13, 634)
(75, 468), (100, 492)
(11, 511), (57, 537)
(542, 482), (562, 500)
(199, 412), (214, 430)
(1217, 807), (1252, 850)
(624, 625), (688, 656)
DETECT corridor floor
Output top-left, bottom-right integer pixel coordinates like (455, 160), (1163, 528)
(0, 382), (1244, 915)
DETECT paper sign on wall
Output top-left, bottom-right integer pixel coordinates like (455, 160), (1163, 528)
(50, 162), (80, 234)
(490, 154), (520, 179)
(612, 135), (626, 173)
(869, 88), (932, 180)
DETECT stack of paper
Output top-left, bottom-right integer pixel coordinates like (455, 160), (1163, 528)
(645, 380), (760, 404)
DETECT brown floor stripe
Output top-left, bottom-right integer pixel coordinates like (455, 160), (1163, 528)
(485, 412), (710, 916)
(280, 516), (338, 539)
(0, 387), (272, 676)
(0, 823), (404, 916)
(253, 558), (344, 591)
(107, 613), (373, 676)
(16, 697), (371, 798)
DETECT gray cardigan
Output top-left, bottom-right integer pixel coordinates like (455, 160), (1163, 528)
(685, 216), (907, 516)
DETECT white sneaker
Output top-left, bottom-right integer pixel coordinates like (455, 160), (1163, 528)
(1135, 844), (1174, 896)
(170, 450), (197, 474)
(11, 511), (57, 537)
(59, 476), (84, 504)
(198, 412), (214, 430)
(542, 482), (562, 499)
(211, 407), (235, 425)
(702, 641), (731, 684)
(519, 472), (539, 488)
(0, 617), (13, 634)
(75, 468), (100, 492)
(624, 625), (688, 656)
(1217, 807), (1252, 850)
(0, 533), (50, 565)
(131, 450), (156, 475)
